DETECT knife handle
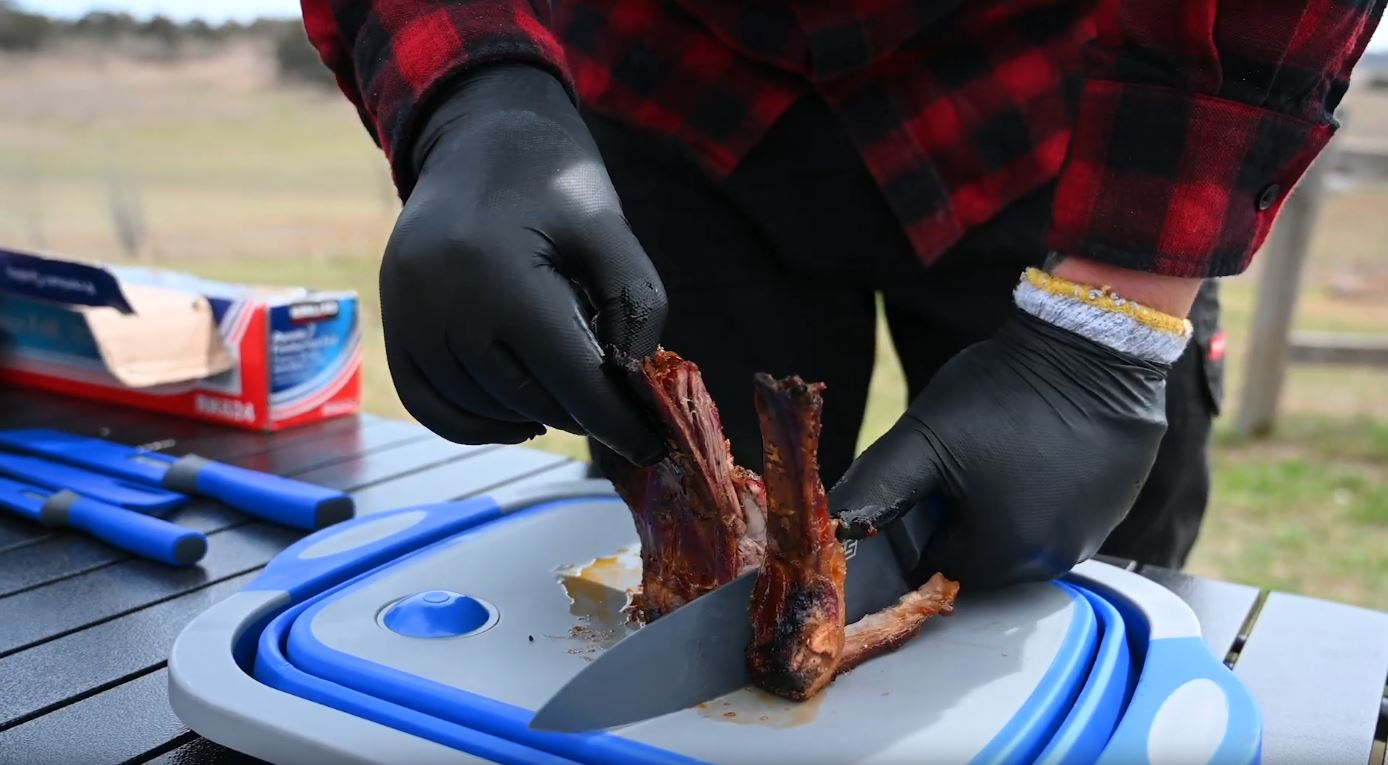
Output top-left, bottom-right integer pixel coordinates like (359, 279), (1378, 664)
(167, 456), (354, 530)
(50, 492), (207, 566)
(884, 495), (944, 575)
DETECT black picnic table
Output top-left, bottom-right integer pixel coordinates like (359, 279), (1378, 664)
(0, 387), (1385, 765)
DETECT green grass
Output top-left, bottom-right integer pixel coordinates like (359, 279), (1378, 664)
(6, 43), (1388, 609)
(1195, 415), (1388, 609)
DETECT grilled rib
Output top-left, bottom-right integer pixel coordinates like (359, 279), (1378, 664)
(603, 349), (767, 621)
(603, 351), (958, 700)
(748, 373), (959, 700)
(747, 373), (845, 700)
(839, 573), (960, 676)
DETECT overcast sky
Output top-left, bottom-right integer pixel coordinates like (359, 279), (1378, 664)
(16, 0), (1388, 51)
(19, 0), (300, 23)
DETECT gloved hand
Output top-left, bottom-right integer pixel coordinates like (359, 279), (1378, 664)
(379, 63), (668, 465)
(829, 310), (1170, 589)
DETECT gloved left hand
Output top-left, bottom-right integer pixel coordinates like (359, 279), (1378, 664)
(377, 63), (668, 465)
(829, 309), (1170, 589)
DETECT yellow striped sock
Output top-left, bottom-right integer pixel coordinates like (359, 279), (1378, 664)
(1022, 268), (1192, 338)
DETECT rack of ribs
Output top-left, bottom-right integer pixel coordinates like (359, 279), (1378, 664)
(602, 349), (767, 622)
(605, 348), (958, 700)
(747, 373), (959, 700)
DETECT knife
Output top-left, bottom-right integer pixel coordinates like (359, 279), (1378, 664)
(0, 475), (206, 566)
(0, 429), (353, 530)
(529, 498), (939, 732)
(0, 452), (189, 513)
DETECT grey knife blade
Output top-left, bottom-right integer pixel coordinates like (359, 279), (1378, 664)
(528, 566), (759, 733)
(528, 506), (931, 733)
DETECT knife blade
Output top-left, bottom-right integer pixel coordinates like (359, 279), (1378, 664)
(0, 429), (353, 530)
(528, 503), (934, 732)
(0, 452), (188, 513)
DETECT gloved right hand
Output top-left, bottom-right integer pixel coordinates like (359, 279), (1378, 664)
(829, 309), (1170, 589)
(380, 63), (668, 465)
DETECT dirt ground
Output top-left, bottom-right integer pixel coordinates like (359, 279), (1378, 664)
(2, 41), (1386, 608)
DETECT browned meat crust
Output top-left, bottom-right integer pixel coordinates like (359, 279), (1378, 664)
(746, 373), (959, 700)
(605, 349), (766, 621)
(746, 374), (845, 701)
(605, 350), (957, 699)
(838, 573), (960, 676)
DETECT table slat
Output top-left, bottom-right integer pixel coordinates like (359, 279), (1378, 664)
(0, 571), (256, 729)
(1235, 591), (1388, 765)
(0, 419), (441, 589)
(292, 437), (486, 491)
(0, 419), (413, 559)
(0, 449), (582, 657)
(1138, 564), (1261, 658)
(0, 447), (546, 655)
(0, 669), (185, 763)
(0, 389), (236, 551)
(145, 736), (267, 765)
(0, 524), (299, 657)
(183, 413), (382, 464)
(0, 390), (206, 440)
(1, 389), (376, 461)
(0, 411), (385, 552)
(229, 418), (425, 474)
(0, 444), (525, 726)
(350, 446), (571, 515)
(0, 462), (588, 764)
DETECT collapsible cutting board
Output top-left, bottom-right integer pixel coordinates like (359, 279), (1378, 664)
(169, 480), (1262, 765)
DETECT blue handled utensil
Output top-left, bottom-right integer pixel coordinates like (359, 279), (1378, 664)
(0, 429), (354, 531)
(0, 452), (188, 513)
(0, 475), (207, 566)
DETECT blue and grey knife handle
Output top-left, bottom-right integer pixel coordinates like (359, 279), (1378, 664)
(162, 455), (354, 531)
(40, 490), (207, 566)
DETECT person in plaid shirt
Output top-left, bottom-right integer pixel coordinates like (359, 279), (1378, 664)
(302, 0), (1383, 587)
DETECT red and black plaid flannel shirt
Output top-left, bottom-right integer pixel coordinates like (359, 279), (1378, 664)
(301, 0), (1384, 278)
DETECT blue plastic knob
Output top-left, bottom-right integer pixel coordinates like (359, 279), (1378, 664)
(381, 590), (496, 638)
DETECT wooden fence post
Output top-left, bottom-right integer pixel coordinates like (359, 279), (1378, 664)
(1233, 139), (1337, 437)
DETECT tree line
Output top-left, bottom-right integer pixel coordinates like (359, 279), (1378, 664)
(0, 2), (334, 86)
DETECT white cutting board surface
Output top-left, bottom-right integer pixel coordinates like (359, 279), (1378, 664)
(296, 497), (1092, 764)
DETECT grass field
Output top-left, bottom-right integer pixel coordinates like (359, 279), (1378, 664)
(3, 42), (1386, 609)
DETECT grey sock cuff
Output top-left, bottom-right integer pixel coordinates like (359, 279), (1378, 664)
(1014, 279), (1192, 364)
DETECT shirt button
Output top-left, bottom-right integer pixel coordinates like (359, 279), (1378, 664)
(1257, 184), (1281, 211)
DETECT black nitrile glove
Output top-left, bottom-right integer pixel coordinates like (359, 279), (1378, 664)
(830, 310), (1170, 589)
(380, 63), (668, 465)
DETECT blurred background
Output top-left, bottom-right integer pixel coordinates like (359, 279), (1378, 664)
(1, 2), (1385, 608)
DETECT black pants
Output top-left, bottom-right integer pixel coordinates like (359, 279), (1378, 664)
(583, 95), (1225, 569)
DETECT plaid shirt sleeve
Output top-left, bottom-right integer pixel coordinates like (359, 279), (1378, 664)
(1047, 0), (1386, 278)
(300, 0), (574, 197)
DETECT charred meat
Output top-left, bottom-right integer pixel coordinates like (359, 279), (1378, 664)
(747, 373), (959, 700)
(746, 374), (845, 700)
(604, 349), (767, 621)
(839, 573), (960, 676)
(604, 349), (957, 700)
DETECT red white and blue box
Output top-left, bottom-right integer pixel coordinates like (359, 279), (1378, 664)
(0, 247), (361, 431)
